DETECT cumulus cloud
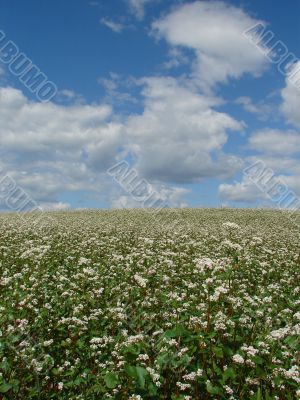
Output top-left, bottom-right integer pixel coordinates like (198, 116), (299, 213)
(219, 179), (265, 203)
(219, 152), (300, 205)
(126, 77), (243, 183)
(0, 87), (121, 161)
(0, 87), (124, 204)
(152, 1), (268, 89)
(249, 129), (300, 155)
(219, 168), (300, 206)
(222, 60), (300, 206)
(39, 202), (71, 211)
(3, 0), (295, 210)
(0, 79), (247, 209)
(111, 185), (189, 209)
(281, 61), (300, 128)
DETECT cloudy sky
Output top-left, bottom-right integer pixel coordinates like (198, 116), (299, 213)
(0, 0), (299, 210)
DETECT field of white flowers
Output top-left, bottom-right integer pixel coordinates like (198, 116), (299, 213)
(0, 209), (299, 399)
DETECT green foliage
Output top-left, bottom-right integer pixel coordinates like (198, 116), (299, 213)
(0, 209), (299, 399)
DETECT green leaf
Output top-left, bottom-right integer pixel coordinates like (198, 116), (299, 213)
(212, 346), (223, 358)
(156, 353), (171, 367)
(256, 387), (262, 400)
(164, 324), (188, 338)
(212, 361), (222, 375)
(175, 354), (192, 368)
(136, 366), (147, 389)
(222, 367), (236, 382)
(124, 364), (137, 379)
(148, 382), (158, 396)
(90, 383), (106, 394)
(0, 383), (13, 393)
(76, 339), (85, 349)
(206, 382), (222, 395)
(207, 332), (217, 338)
(51, 368), (60, 376)
(265, 391), (271, 400)
(253, 355), (264, 365)
(104, 372), (118, 389)
(0, 360), (10, 374)
(73, 377), (85, 385)
(284, 335), (298, 349)
(223, 346), (234, 356)
(123, 344), (140, 356)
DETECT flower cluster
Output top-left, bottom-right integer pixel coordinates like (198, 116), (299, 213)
(0, 209), (299, 399)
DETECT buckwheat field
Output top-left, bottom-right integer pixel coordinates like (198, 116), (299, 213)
(0, 209), (299, 400)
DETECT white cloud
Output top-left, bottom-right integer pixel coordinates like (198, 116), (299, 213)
(98, 73), (137, 104)
(58, 89), (76, 99)
(152, 1), (268, 89)
(100, 18), (125, 33)
(248, 155), (300, 176)
(0, 81), (245, 209)
(55, 89), (85, 104)
(249, 129), (300, 155)
(0, 87), (124, 203)
(126, 77), (243, 183)
(128, 0), (150, 20)
(0, 87), (117, 157)
(219, 179), (264, 203)
(163, 48), (190, 70)
(218, 58), (300, 206)
(111, 185), (189, 209)
(281, 61), (300, 128)
(235, 96), (272, 120)
(219, 152), (300, 205)
(39, 202), (71, 211)
(219, 169), (300, 206)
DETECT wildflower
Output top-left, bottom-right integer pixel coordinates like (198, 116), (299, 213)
(176, 382), (191, 390)
(232, 354), (245, 364)
(225, 386), (234, 395)
(43, 339), (54, 346)
(222, 222), (240, 230)
(137, 354), (149, 361)
(134, 274), (148, 288)
(78, 257), (90, 266)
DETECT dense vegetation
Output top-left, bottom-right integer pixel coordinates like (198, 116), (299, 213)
(0, 209), (299, 399)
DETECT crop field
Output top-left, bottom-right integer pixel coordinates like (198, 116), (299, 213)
(0, 209), (299, 399)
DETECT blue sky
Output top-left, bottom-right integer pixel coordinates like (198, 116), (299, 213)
(0, 0), (299, 211)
